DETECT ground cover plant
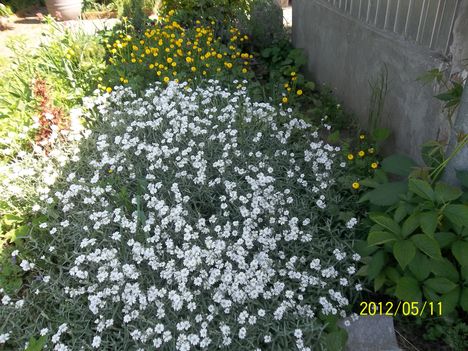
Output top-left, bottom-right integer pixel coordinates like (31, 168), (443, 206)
(0, 81), (363, 350)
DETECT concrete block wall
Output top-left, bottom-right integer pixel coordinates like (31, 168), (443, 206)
(292, 0), (467, 164)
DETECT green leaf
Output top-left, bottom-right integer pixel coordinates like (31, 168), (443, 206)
(408, 178), (435, 201)
(408, 252), (431, 281)
(430, 258), (459, 282)
(25, 336), (47, 351)
(439, 287), (460, 314)
(2, 213), (23, 226)
(401, 214), (420, 237)
(434, 232), (457, 248)
(395, 276), (422, 302)
(452, 241), (468, 266)
(385, 267), (401, 284)
(393, 240), (416, 269)
(372, 127), (390, 142)
(367, 231), (397, 246)
(444, 204), (468, 227)
(456, 170), (468, 188)
(424, 277), (457, 294)
(367, 250), (387, 280)
(4, 225), (29, 243)
(461, 266), (468, 281)
(419, 211), (438, 235)
(434, 182), (462, 203)
(411, 234), (442, 260)
(374, 272), (387, 291)
(366, 182), (407, 206)
(353, 239), (378, 256)
(381, 154), (417, 177)
(369, 213), (401, 235)
(393, 203), (408, 223)
(461, 288), (468, 312)
(421, 140), (445, 169)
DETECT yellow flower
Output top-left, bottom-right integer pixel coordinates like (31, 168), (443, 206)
(358, 150), (365, 157)
(191, 66), (197, 72)
(242, 68), (247, 73)
(282, 97), (288, 103)
(123, 79), (128, 84)
(106, 87), (112, 93)
(347, 154), (354, 160)
(284, 83), (289, 88)
(297, 89), (303, 96)
(291, 71), (296, 76)
(368, 148), (375, 154)
(108, 169), (113, 173)
(352, 182), (360, 190)
(359, 134), (365, 140)
(163, 76), (170, 83)
(167, 57), (173, 63)
(371, 162), (378, 169)
(186, 57), (192, 63)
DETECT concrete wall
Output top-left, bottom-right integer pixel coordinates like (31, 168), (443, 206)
(292, 0), (464, 162)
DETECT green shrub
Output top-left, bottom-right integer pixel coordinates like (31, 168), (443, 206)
(356, 143), (468, 315)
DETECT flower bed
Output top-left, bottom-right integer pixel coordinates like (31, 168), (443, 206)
(0, 81), (362, 350)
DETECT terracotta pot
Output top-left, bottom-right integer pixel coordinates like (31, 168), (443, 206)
(45, 0), (82, 21)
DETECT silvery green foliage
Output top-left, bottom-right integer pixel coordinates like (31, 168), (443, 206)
(1, 81), (361, 350)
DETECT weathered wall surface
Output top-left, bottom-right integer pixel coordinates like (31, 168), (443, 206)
(292, 0), (458, 161)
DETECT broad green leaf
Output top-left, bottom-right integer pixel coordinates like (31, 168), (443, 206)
(434, 182), (462, 203)
(372, 127), (390, 142)
(408, 178), (434, 201)
(367, 231), (397, 246)
(419, 211), (438, 235)
(395, 276), (422, 302)
(385, 267), (401, 284)
(439, 287), (460, 314)
(408, 252), (431, 281)
(25, 336), (47, 351)
(374, 272), (387, 291)
(393, 240), (416, 269)
(444, 204), (468, 227)
(367, 182), (407, 206)
(367, 250), (387, 280)
(393, 203), (408, 223)
(412, 234), (442, 260)
(461, 266), (468, 281)
(353, 239), (378, 256)
(456, 170), (468, 188)
(461, 287), (468, 312)
(369, 213), (401, 235)
(424, 277), (457, 294)
(381, 154), (417, 177)
(434, 232), (457, 249)
(401, 214), (420, 237)
(2, 213), (23, 226)
(430, 258), (459, 282)
(452, 241), (468, 266)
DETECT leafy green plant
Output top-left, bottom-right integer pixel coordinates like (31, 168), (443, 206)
(356, 141), (468, 315)
(419, 67), (466, 126)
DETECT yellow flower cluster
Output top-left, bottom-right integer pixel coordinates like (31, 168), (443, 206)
(105, 12), (253, 88)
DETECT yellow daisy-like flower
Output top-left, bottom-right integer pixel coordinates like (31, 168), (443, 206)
(108, 169), (113, 173)
(371, 162), (378, 169)
(352, 182), (360, 190)
(358, 150), (365, 157)
(282, 97), (288, 104)
(106, 87), (112, 93)
(291, 71), (296, 76)
(163, 76), (170, 83)
(359, 134), (365, 140)
(191, 66), (197, 72)
(347, 154), (354, 160)
(242, 68), (247, 73)
(297, 90), (303, 96)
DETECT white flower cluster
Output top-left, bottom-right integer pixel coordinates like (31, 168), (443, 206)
(1, 81), (361, 349)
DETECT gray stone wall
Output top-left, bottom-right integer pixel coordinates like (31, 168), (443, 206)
(292, 0), (467, 163)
